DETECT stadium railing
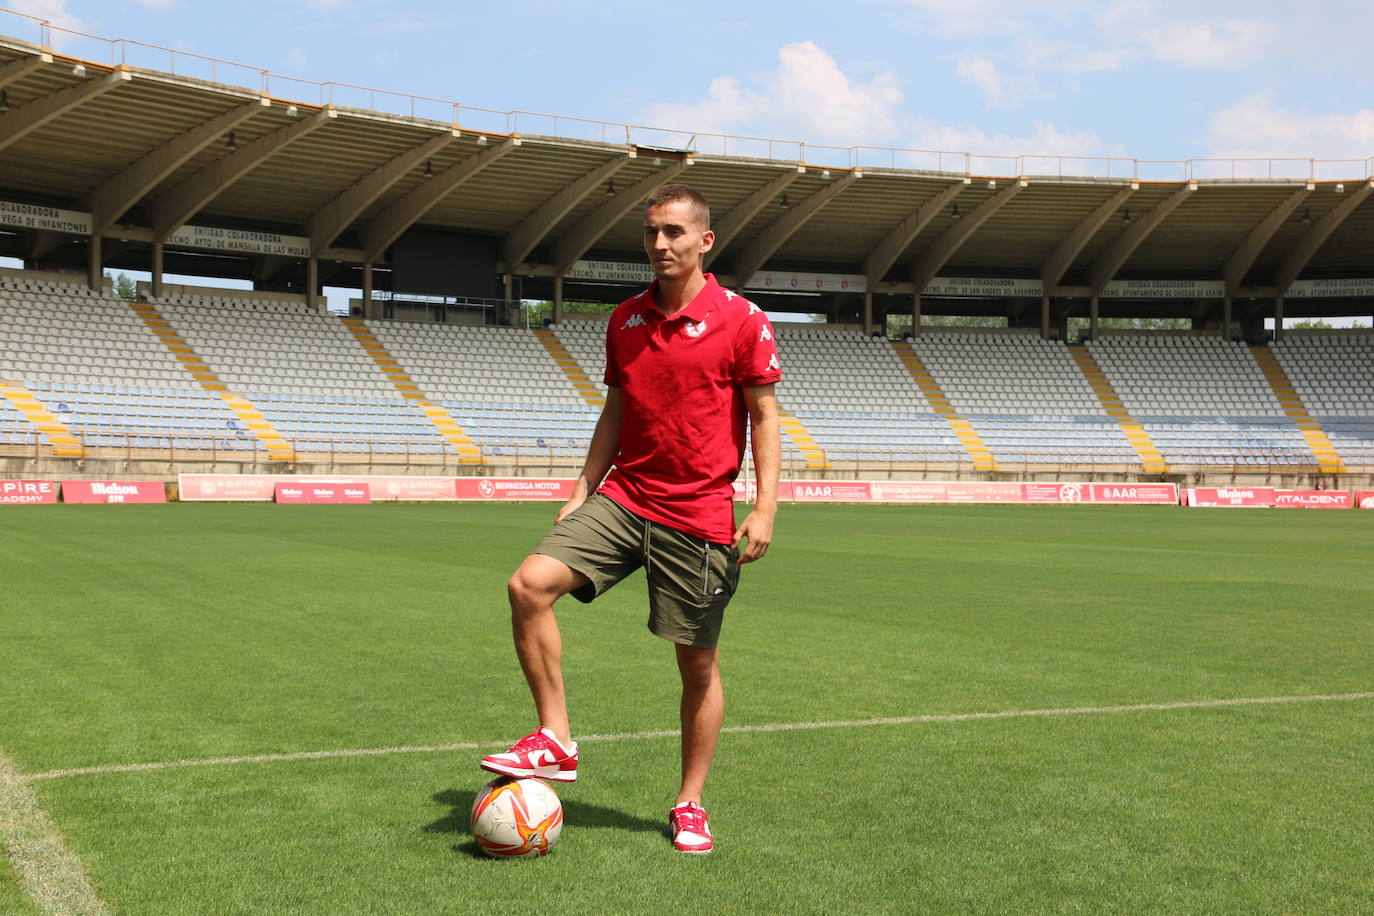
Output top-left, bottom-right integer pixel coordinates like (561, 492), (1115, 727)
(4, 425), (1366, 483)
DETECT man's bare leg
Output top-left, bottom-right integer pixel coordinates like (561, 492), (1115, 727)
(674, 644), (723, 805)
(506, 554), (586, 748)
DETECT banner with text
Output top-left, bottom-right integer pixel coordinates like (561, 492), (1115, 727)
(62, 481), (166, 504)
(1185, 487), (1352, 508)
(274, 482), (372, 504)
(1356, 491), (1374, 510)
(1286, 278), (1374, 299)
(0, 200), (92, 235)
(1101, 279), (1225, 299)
(452, 477), (576, 501)
(180, 474), (459, 501)
(0, 480), (59, 505)
(730, 480), (1178, 505)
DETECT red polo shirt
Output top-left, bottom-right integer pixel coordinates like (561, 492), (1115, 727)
(598, 273), (782, 544)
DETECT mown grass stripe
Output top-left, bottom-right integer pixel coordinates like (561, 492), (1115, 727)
(0, 748), (111, 915)
(21, 692), (1373, 784)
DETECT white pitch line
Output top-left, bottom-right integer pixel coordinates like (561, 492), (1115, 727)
(0, 746), (112, 915)
(20, 691), (1374, 784)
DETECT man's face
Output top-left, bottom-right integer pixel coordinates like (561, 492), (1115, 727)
(643, 200), (714, 282)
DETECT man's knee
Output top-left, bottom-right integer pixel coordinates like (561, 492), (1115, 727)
(676, 646), (719, 693)
(508, 554), (581, 613)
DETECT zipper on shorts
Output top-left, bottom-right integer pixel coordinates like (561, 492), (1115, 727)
(700, 541), (711, 600)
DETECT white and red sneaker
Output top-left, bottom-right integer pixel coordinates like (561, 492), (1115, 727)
(669, 801), (713, 854)
(480, 727), (579, 783)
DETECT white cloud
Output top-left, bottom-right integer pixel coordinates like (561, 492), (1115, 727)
(285, 47), (308, 72)
(132, 0), (178, 9)
(1138, 19), (1271, 67)
(1209, 92), (1374, 159)
(956, 57), (1018, 108)
(643, 41), (907, 146)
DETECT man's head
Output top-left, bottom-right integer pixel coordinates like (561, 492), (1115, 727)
(643, 184), (714, 283)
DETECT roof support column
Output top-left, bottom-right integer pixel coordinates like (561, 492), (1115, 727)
(911, 292), (923, 338)
(150, 242), (163, 298)
(306, 257), (319, 312)
(1221, 296), (1232, 341)
(87, 235), (101, 292)
(361, 262), (373, 317)
(1274, 296), (1284, 343)
(1090, 294), (1100, 341)
(1040, 294), (1050, 340)
(862, 291), (873, 337)
(552, 275), (563, 325)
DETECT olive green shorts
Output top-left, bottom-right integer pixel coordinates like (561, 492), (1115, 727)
(533, 492), (740, 649)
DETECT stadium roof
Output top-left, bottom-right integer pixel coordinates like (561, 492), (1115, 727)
(1, 25), (1372, 319)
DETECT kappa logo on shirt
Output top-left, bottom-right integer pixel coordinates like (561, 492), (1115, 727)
(685, 320), (708, 338)
(621, 313), (647, 330)
(759, 325), (773, 342)
(766, 353), (781, 371)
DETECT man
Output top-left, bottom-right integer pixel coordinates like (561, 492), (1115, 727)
(480, 183), (782, 854)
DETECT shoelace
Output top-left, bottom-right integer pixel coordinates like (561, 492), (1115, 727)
(673, 806), (706, 832)
(510, 733), (553, 753)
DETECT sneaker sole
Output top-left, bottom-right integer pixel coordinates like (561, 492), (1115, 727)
(673, 844), (713, 854)
(479, 759), (578, 783)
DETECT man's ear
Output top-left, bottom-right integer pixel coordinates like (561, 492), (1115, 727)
(700, 228), (715, 255)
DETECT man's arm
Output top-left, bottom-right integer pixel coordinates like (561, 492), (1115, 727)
(733, 383), (779, 563)
(555, 386), (622, 522)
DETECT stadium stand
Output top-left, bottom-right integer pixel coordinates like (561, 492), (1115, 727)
(149, 293), (450, 456)
(2, 271), (1372, 475)
(769, 326), (965, 465)
(363, 319), (597, 459)
(1273, 333), (1374, 466)
(910, 331), (1137, 468)
(1086, 335), (1314, 467)
(0, 275), (252, 453)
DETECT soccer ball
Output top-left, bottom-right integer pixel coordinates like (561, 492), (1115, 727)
(470, 777), (564, 858)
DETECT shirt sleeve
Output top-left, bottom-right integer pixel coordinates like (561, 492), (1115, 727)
(732, 300), (782, 387)
(603, 312), (621, 388)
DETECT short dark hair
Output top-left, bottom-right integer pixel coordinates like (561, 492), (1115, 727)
(645, 183), (710, 229)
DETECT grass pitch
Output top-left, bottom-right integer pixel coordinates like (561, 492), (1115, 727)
(1, 502), (1372, 913)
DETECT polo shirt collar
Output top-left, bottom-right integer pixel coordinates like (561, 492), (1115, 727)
(644, 273), (722, 322)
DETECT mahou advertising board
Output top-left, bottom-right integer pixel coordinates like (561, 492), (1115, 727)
(1186, 487), (1353, 508)
(180, 474), (460, 501)
(274, 482), (372, 504)
(62, 481), (166, 504)
(0, 480), (59, 505)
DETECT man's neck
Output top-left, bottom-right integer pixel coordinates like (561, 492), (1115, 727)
(655, 271), (707, 317)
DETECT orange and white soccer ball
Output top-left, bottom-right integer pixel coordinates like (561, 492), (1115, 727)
(470, 777), (564, 858)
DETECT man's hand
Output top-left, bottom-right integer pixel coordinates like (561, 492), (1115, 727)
(554, 478), (590, 524)
(732, 507), (775, 564)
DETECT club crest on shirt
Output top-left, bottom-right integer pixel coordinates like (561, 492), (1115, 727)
(684, 320), (707, 338)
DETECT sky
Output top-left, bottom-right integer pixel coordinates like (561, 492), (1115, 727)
(2, 0), (1372, 166)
